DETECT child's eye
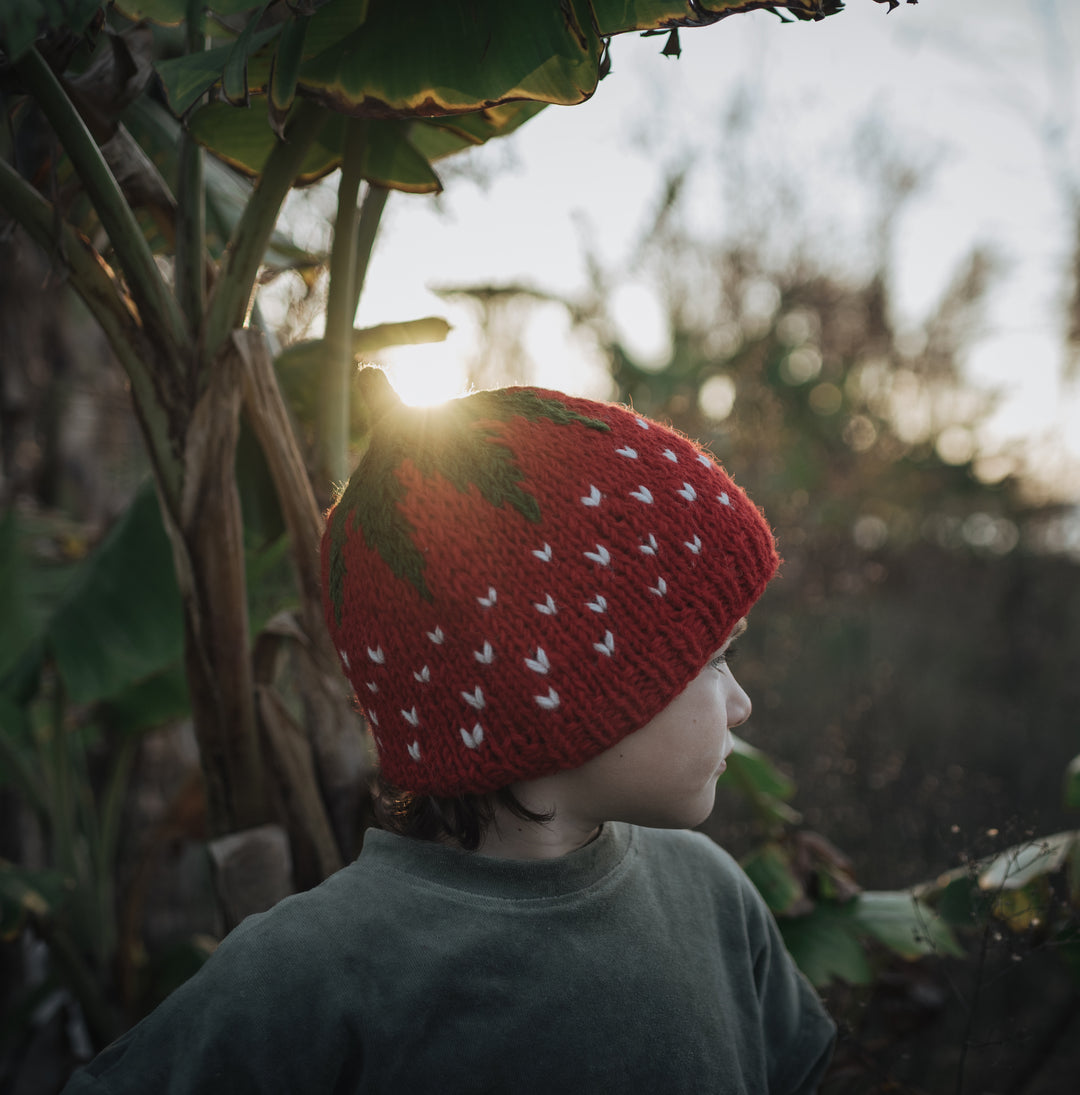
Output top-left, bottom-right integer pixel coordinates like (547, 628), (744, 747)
(710, 648), (735, 671)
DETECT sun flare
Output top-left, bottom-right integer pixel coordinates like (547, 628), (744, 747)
(379, 341), (470, 408)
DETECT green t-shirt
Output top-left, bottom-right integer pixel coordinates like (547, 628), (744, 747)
(64, 824), (835, 1093)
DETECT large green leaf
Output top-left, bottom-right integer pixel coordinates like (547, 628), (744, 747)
(720, 734), (801, 826)
(364, 121), (440, 193)
(297, 2), (602, 118)
(100, 662), (190, 735)
(741, 842), (805, 917)
(977, 831), (1079, 892)
(780, 904), (873, 988)
(187, 97), (344, 182)
(409, 102), (549, 163)
(293, 0), (846, 118)
(46, 482), (184, 706)
(725, 735), (796, 800)
(850, 891), (964, 960)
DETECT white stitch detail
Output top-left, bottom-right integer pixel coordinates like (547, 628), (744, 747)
(581, 485), (602, 507)
(427, 627), (445, 644)
(367, 709), (379, 726)
(339, 649), (350, 670)
(649, 577), (668, 597)
(586, 595), (607, 613)
(460, 724), (484, 750)
(685, 535), (702, 554)
(535, 594), (558, 616)
(630, 486), (654, 504)
(698, 453), (712, 467)
(532, 543), (553, 562)
(407, 741), (421, 762)
(462, 686), (485, 710)
(663, 448), (679, 462)
(413, 666), (430, 683)
(635, 418), (650, 430)
(524, 648), (550, 674)
(477, 586), (497, 607)
(616, 446), (638, 459)
(474, 641), (495, 665)
(584, 544), (611, 566)
(366, 681), (378, 693)
(401, 707), (419, 727)
(367, 646), (385, 665)
(535, 687), (560, 710)
(593, 630), (615, 657)
(639, 533), (658, 556)
(718, 492), (731, 506)
(677, 482), (697, 502)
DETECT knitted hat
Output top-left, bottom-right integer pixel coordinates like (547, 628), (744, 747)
(321, 377), (779, 796)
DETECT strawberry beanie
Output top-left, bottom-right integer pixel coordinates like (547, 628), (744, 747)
(321, 374), (779, 796)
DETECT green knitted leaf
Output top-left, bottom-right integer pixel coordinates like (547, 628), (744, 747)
(329, 391), (609, 621)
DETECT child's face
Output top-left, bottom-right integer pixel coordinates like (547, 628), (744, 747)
(558, 620), (752, 832)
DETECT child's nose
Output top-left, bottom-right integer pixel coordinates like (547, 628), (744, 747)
(728, 680), (752, 729)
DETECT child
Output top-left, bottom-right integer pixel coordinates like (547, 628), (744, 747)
(64, 377), (836, 1093)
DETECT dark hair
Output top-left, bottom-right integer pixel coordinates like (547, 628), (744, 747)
(373, 772), (554, 852)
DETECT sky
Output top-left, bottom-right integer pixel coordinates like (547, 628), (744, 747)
(289, 0), (1080, 497)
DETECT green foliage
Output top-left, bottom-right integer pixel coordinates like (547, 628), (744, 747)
(0, 682), (135, 1043)
(0, 0), (101, 61)
(781, 902), (873, 986)
(722, 733), (800, 829)
(780, 891), (963, 988)
(0, 861), (73, 942)
(141, 0), (854, 133)
(915, 828), (1080, 996)
(43, 484), (183, 705)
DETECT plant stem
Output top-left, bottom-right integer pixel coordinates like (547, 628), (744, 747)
(176, 1), (208, 346)
(203, 99), (325, 364)
(349, 182), (389, 320)
(0, 159), (184, 506)
(13, 46), (191, 371)
(317, 118), (367, 488)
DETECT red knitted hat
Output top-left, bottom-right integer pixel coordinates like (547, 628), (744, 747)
(321, 380), (779, 796)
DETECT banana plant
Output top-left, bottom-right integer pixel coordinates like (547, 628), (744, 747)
(0, 0), (900, 886)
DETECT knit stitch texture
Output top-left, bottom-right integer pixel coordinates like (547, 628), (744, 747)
(321, 385), (779, 795)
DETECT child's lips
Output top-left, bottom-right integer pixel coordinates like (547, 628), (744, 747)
(716, 740), (733, 775)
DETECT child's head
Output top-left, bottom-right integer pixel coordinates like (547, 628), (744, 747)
(321, 375), (778, 843)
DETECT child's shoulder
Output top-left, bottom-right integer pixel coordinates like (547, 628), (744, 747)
(628, 825), (770, 926)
